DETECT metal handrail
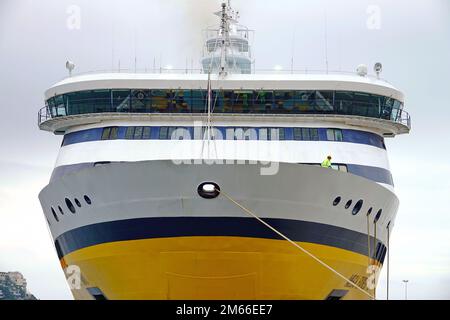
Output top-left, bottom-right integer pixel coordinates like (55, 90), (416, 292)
(54, 68), (390, 83)
(38, 103), (411, 130)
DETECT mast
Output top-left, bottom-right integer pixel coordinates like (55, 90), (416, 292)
(201, 1), (251, 75)
(218, 2), (233, 76)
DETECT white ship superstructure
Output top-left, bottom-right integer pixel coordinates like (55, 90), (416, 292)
(38, 2), (410, 300)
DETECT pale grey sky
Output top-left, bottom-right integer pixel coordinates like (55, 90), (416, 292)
(0, 0), (449, 300)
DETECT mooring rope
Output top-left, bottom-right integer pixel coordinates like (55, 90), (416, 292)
(373, 220), (378, 298)
(367, 214), (371, 267)
(386, 223), (390, 300)
(216, 188), (375, 300)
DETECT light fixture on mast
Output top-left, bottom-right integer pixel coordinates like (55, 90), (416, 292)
(374, 62), (383, 79)
(65, 60), (75, 77)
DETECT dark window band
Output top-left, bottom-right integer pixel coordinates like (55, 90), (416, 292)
(44, 89), (404, 123)
(62, 127), (386, 149)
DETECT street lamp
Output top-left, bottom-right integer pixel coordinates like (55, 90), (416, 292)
(402, 280), (409, 300)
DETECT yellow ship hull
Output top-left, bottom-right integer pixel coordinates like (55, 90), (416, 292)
(62, 236), (377, 300)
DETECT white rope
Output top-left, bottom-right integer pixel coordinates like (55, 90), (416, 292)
(200, 32), (221, 160)
(217, 188), (376, 300)
(386, 223), (390, 300)
(373, 220), (377, 298)
(367, 214), (371, 266)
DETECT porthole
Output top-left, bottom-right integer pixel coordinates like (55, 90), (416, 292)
(51, 208), (58, 222)
(367, 207), (373, 216)
(197, 182), (220, 199)
(58, 206), (64, 215)
(333, 197), (341, 206)
(352, 200), (364, 215)
(374, 209), (382, 223)
(65, 198), (76, 214)
(344, 200), (353, 209)
(84, 195), (92, 205)
(74, 198), (82, 208)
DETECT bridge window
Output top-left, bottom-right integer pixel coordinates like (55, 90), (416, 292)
(134, 127), (143, 139)
(273, 91), (293, 113)
(234, 128), (250, 140)
(101, 128), (111, 140)
(293, 91), (313, 113)
(192, 90), (207, 113)
(274, 128), (285, 140)
(159, 127), (169, 140)
(293, 128), (319, 141)
(113, 90), (131, 112)
(259, 128), (268, 141)
(159, 127), (191, 140)
(254, 91), (273, 113)
(233, 91), (253, 113)
(131, 90), (151, 113)
(63, 126), (387, 150)
(173, 90), (191, 113)
(168, 127), (176, 140)
(252, 128), (286, 141)
(45, 89), (405, 127)
(101, 127), (118, 140)
(151, 90), (170, 113)
(352, 92), (380, 117)
(142, 127), (151, 139)
(313, 91), (334, 112)
(66, 90), (111, 114)
(125, 127), (135, 139)
(110, 127), (118, 139)
(258, 128), (285, 141)
(327, 129), (343, 141)
(225, 128), (234, 140)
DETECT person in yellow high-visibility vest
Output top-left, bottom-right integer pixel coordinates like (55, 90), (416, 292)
(321, 155), (332, 168)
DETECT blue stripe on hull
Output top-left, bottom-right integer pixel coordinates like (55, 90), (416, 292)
(55, 217), (387, 264)
(61, 126), (386, 149)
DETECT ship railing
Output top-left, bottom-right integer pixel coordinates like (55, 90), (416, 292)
(38, 99), (411, 130)
(395, 108), (411, 129)
(38, 105), (52, 126)
(56, 68), (391, 82)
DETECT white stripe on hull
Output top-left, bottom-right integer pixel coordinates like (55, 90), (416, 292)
(40, 161), (398, 244)
(55, 140), (391, 171)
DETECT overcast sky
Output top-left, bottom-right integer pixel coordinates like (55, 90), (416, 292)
(0, 0), (449, 300)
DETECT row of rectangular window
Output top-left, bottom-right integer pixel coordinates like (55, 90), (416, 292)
(46, 89), (404, 122)
(100, 126), (343, 142)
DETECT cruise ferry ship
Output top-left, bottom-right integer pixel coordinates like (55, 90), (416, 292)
(38, 2), (410, 300)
